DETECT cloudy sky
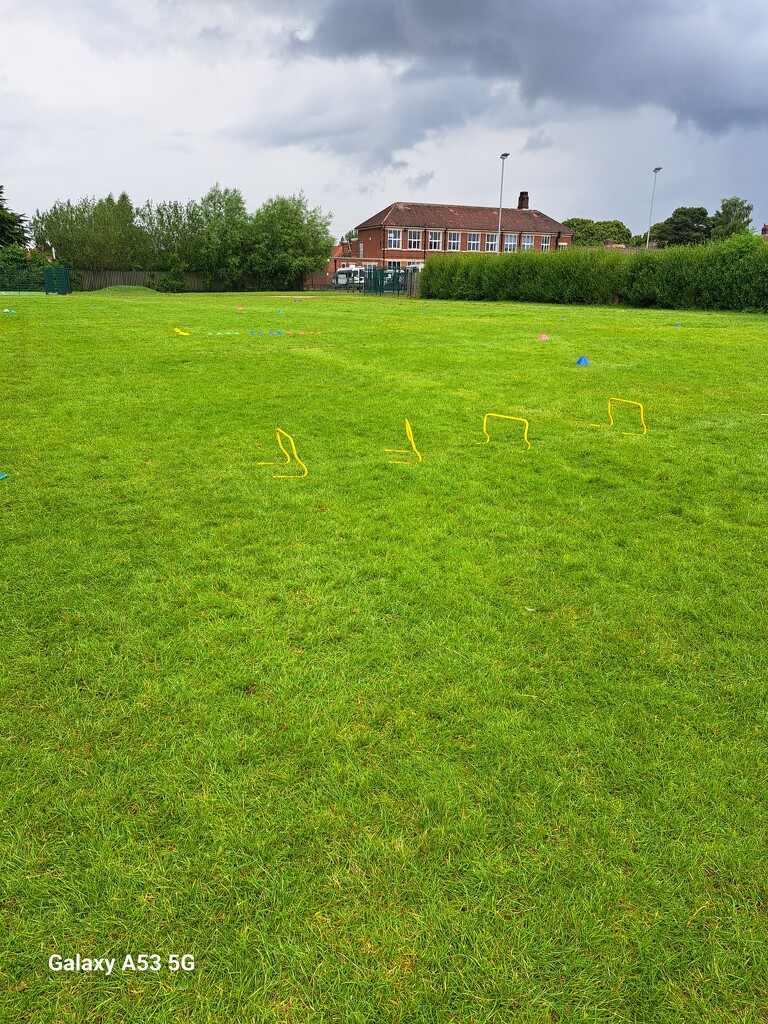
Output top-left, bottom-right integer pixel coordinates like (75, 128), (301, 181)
(2, 0), (767, 240)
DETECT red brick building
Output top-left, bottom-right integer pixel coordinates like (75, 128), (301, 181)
(322, 193), (573, 281)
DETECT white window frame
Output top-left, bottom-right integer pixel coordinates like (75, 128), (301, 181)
(541, 235), (551, 251)
(485, 232), (498, 252)
(557, 241), (568, 249)
(467, 232), (481, 252)
(428, 230), (442, 251)
(521, 234), (535, 252)
(387, 229), (402, 250)
(447, 231), (461, 251)
(407, 229), (422, 250)
(386, 259), (402, 269)
(503, 235), (517, 252)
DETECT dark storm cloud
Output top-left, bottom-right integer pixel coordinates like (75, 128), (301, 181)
(290, 0), (768, 134)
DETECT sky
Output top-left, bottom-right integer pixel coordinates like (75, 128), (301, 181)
(2, 0), (767, 241)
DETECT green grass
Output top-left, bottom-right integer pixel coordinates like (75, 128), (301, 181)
(2, 288), (767, 1023)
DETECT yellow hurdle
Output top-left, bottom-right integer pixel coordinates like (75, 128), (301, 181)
(257, 428), (308, 478)
(480, 413), (531, 450)
(385, 417), (423, 463)
(607, 398), (647, 435)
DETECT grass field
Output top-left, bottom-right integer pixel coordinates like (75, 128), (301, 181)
(2, 288), (767, 1023)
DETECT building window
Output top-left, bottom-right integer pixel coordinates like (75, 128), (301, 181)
(387, 229), (402, 249)
(447, 231), (461, 251)
(428, 230), (442, 250)
(467, 232), (481, 251)
(521, 234), (534, 252)
(541, 235), (551, 251)
(557, 241), (568, 249)
(387, 260), (402, 269)
(407, 229), (422, 250)
(503, 235), (517, 252)
(485, 233), (498, 252)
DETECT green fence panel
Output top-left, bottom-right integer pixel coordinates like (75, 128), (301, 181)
(0, 266), (71, 294)
(43, 267), (72, 294)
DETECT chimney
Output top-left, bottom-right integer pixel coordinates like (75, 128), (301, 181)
(762, 224), (768, 241)
(517, 191), (529, 210)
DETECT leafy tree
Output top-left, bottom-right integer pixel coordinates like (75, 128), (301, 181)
(250, 192), (334, 290)
(192, 184), (252, 287)
(563, 217), (632, 246)
(0, 186), (29, 247)
(710, 196), (753, 241)
(32, 192), (150, 269)
(31, 198), (94, 267)
(652, 207), (710, 247)
(136, 198), (204, 271)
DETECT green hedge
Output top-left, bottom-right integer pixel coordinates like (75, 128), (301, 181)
(419, 236), (768, 312)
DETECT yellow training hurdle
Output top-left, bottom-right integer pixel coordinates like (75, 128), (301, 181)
(385, 418), (423, 464)
(257, 428), (308, 478)
(480, 413), (531, 450)
(607, 398), (647, 435)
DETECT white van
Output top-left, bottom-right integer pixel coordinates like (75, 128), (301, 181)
(333, 266), (367, 287)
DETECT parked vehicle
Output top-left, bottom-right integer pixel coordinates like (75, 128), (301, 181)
(333, 266), (367, 288)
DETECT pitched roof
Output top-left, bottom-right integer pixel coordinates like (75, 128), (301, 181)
(356, 201), (573, 236)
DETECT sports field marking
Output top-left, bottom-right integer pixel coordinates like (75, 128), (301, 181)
(480, 413), (531, 451)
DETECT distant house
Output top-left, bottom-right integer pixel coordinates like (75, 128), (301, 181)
(762, 224), (768, 241)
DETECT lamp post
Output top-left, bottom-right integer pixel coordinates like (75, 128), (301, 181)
(645, 166), (662, 250)
(497, 152), (510, 254)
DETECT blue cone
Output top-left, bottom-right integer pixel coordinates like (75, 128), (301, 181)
(576, 356), (590, 366)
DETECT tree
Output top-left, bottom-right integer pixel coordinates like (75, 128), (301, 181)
(32, 192), (150, 269)
(250, 193), (335, 290)
(136, 197), (204, 272)
(193, 184), (252, 287)
(652, 207), (710, 247)
(31, 198), (94, 267)
(0, 186), (29, 247)
(710, 196), (753, 241)
(562, 217), (632, 246)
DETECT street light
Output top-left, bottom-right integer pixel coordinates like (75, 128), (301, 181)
(497, 152), (510, 254)
(645, 166), (662, 250)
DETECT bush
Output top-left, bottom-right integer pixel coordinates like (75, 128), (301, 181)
(421, 249), (629, 305)
(154, 267), (188, 293)
(420, 238), (768, 312)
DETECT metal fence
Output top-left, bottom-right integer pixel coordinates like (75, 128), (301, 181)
(333, 268), (420, 297)
(0, 266), (71, 294)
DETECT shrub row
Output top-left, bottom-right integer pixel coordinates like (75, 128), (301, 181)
(419, 236), (768, 312)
